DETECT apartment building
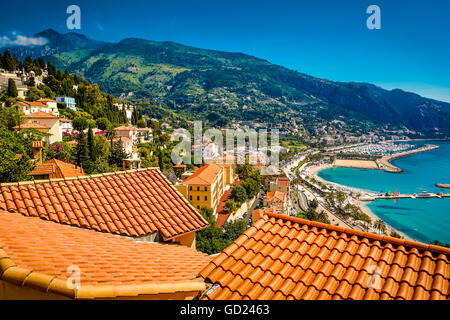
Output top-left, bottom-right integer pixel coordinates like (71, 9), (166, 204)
(176, 164), (227, 212)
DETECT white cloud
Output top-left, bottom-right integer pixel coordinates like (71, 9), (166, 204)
(0, 34), (48, 48)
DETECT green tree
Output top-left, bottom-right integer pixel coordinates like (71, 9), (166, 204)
(27, 87), (45, 101)
(309, 199), (319, 209)
(241, 178), (259, 198)
(75, 131), (90, 169)
(136, 119), (147, 128)
(0, 107), (23, 130)
(196, 227), (228, 255)
(95, 117), (111, 131)
(108, 139), (129, 168)
(2, 51), (15, 71)
(200, 206), (215, 226)
(0, 126), (34, 182)
(231, 185), (248, 204)
(225, 200), (237, 214)
(237, 164), (261, 182)
(72, 116), (89, 132)
(374, 219), (387, 234)
(87, 126), (96, 161)
(7, 79), (18, 98)
(44, 141), (73, 161)
(223, 219), (247, 245)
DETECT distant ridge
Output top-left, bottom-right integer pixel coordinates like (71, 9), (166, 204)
(3, 29), (450, 135)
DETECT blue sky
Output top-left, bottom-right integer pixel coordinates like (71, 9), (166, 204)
(1, 0), (449, 102)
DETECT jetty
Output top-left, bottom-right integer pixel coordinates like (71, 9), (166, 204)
(361, 192), (450, 201)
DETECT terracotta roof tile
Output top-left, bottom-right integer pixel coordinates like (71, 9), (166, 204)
(0, 210), (211, 299)
(13, 122), (50, 130)
(181, 164), (222, 185)
(264, 191), (286, 203)
(24, 111), (58, 119)
(28, 159), (84, 178)
(0, 168), (209, 240)
(200, 213), (450, 300)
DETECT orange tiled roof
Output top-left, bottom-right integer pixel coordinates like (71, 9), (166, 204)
(182, 164), (223, 185)
(0, 168), (209, 240)
(0, 210), (211, 299)
(28, 159), (84, 179)
(19, 101), (47, 107)
(24, 111), (58, 119)
(264, 191), (286, 203)
(36, 98), (57, 103)
(273, 178), (290, 187)
(200, 212), (450, 300)
(115, 126), (137, 131)
(13, 122), (50, 130)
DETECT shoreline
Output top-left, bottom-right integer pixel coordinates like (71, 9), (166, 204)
(331, 144), (440, 173)
(377, 144), (440, 173)
(300, 142), (442, 242)
(307, 163), (413, 241)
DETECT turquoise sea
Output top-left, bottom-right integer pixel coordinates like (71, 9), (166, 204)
(318, 141), (450, 244)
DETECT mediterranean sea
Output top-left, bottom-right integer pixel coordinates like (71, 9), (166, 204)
(318, 140), (450, 244)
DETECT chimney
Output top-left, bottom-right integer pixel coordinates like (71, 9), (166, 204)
(31, 141), (43, 164)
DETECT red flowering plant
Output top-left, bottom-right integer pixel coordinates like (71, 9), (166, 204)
(44, 141), (73, 161)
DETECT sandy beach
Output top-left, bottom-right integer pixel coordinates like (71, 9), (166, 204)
(334, 159), (379, 170)
(306, 163), (413, 241)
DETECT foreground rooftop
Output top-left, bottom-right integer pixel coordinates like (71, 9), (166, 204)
(0, 168), (209, 240)
(200, 212), (449, 300)
(0, 210), (211, 299)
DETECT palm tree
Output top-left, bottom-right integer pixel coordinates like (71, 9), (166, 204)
(374, 219), (387, 234)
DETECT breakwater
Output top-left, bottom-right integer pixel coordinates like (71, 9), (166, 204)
(377, 145), (440, 173)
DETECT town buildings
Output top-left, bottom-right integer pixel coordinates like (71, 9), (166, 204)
(54, 96), (76, 111)
(16, 99), (59, 117)
(263, 191), (288, 212)
(176, 164), (227, 212)
(13, 111), (63, 144)
(113, 126), (153, 155)
(269, 178), (291, 193)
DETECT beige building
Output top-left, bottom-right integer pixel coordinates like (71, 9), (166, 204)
(16, 99), (59, 117)
(14, 111), (62, 144)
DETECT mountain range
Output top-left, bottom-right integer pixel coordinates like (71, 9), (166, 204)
(2, 29), (450, 135)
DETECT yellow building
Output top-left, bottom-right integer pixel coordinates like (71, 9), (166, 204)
(205, 155), (237, 186)
(176, 164), (227, 212)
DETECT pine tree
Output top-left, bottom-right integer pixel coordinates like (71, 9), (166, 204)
(7, 79), (18, 98)
(75, 131), (90, 169)
(108, 139), (128, 167)
(87, 126), (96, 161)
(121, 105), (127, 124)
(2, 50), (15, 71)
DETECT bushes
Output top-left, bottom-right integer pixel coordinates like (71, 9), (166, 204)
(231, 185), (247, 204)
(196, 227), (228, 255)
